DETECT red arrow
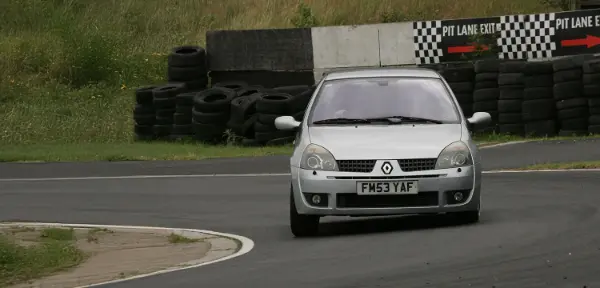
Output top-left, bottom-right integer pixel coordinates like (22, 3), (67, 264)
(447, 44), (490, 54)
(561, 35), (600, 48)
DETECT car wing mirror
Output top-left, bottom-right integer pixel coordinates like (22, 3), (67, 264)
(275, 116), (301, 131)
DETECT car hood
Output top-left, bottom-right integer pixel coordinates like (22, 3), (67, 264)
(308, 124), (463, 159)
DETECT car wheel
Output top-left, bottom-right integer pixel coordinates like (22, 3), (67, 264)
(290, 188), (319, 237)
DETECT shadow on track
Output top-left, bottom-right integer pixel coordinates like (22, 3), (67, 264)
(301, 214), (479, 239)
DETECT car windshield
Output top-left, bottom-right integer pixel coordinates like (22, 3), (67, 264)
(307, 77), (461, 125)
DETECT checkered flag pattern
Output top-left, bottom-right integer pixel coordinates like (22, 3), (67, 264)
(413, 21), (443, 64)
(497, 13), (556, 60)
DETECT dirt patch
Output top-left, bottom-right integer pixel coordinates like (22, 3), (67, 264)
(1, 225), (223, 288)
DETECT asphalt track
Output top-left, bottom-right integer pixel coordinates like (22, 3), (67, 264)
(1, 138), (600, 287)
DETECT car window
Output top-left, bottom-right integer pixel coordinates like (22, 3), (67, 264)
(307, 77), (461, 125)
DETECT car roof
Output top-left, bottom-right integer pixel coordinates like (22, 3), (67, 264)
(322, 67), (442, 81)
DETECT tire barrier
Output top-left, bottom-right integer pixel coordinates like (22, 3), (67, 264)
(133, 47), (316, 145)
(421, 55), (600, 137)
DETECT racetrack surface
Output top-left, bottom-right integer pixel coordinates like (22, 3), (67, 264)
(1, 139), (600, 287)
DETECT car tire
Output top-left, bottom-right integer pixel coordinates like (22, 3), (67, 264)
(290, 187), (319, 237)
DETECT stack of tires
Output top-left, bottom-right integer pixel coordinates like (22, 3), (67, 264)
(497, 61), (526, 136)
(289, 85), (316, 121)
(472, 60), (502, 133)
(133, 86), (157, 140)
(254, 92), (296, 145)
(553, 55), (591, 136)
(152, 83), (186, 139)
(167, 46), (208, 91)
(584, 58), (600, 134)
(227, 91), (262, 140)
(522, 61), (557, 137)
(192, 87), (237, 143)
(440, 64), (475, 117)
(171, 91), (195, 139)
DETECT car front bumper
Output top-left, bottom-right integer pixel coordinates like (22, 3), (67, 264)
(291, 165), (481, 216)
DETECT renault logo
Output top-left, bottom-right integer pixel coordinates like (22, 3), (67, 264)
(381, 161), (393, 174)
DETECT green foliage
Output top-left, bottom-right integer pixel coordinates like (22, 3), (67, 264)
(291, 2), (318, 28)
(539, 0), (573, 10)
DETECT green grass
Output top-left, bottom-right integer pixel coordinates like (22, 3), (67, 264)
(167, 233), (200, 244)
(0, 0), (559, 148)
(511, 161), (600, 170)
(0, 227), (86, 286)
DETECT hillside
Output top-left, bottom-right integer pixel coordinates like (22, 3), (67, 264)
(0, 0), (558, 145)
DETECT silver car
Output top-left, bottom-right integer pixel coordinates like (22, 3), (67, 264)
(274, 67), (492, 237)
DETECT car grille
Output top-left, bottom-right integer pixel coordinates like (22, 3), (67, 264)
(397, 158), (437, 172)
(336, 192), (439, 208)
(337, 160), (376, 173)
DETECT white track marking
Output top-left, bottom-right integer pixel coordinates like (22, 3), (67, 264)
(0, 222), (255, 288)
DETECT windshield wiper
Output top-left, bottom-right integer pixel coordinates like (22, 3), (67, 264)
(364, 116), (444, 124)
(312, 118), (372, 124)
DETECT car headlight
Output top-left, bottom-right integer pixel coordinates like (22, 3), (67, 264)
(435, 141), (473, 169)
(300, 144), (338, 171)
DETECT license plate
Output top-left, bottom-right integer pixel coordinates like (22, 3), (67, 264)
(356, 181), (419, 195)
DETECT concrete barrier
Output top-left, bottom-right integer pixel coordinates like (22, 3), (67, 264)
(205, 8), (600, 86)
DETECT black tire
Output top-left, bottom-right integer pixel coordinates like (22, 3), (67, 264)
(256, 92), (294, 114)
(153, 97), (176, 109)
(474, 81), (498, 90)
(590, 98), (600, 108)
(293, 110), (305, 121)
(474, 59), (502, 73)
(448, 82), (474, 93)
(193, 87), (237, 113)
(184, 79), (209, 91)
(176, 92), (196, 106)
(475, 73), (499, 82)
(583, 73), (600, 85)
(556, 98), (588, 110)
(168, 46), (206, 68)
(175, 105), (193, 114)
(524, 75), (553, 88)
(455, 93), (473, 103)
(583, 58), (600, 74)
(560, 118), (588, 130)
(174, 112), (192, 124)
(133, 104), (154, 115)
(473, 88), (499, 102)
(236, 86), (263, 98)
(134, 114), (155, 126)
(255, 130), (294, 143)
(524, 61), (554, 75)
(153, 124), (172, 136)
(558, 130), (589, 137)
(230, 95), (261, 123)
(192, 120), (227, 142)
(172, 124), (193, 135)
(498, 113), (522, 124)
(554, 81), (583, 100)
(584, 85), (600, 98)
(524, 87), (553, 101)
(441, 66), (475, 82)
(553, 55), (593, 72)
(522, 99), (555, 121)
(553, 69), (583, 83)
(499, 61), (526, 73)
(257, 113), (282, 125)
(135, 86), (157, 105)
(558, 107), (588, 120)
(525, 120), (557, 137)
(155, 116), (174, 125)
(498, 73), (524, 86)
(473, 100), (497, 112)
(153, 83), (186, 99)
(168, 66), (207, 82)
(134, 124), (154, 135)
(290, 187), (319, 237)
(212, 81), (247, 90)
(192, 108), (230, 124)
(499, 87), (524, 100)
(288, 88), (315, 112)
(254, 120), (276, 132)
(273, 85), (312, 96)
(156, 109), (176, 118)
(498, 99), (522, 113)
(589, 115), (600, 125)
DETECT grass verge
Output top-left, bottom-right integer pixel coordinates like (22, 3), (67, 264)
(0, 133), (597, 163)
(510, 161), (600, 171)
(167, 233), (200, 244)
(0, 227), (86, 287)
